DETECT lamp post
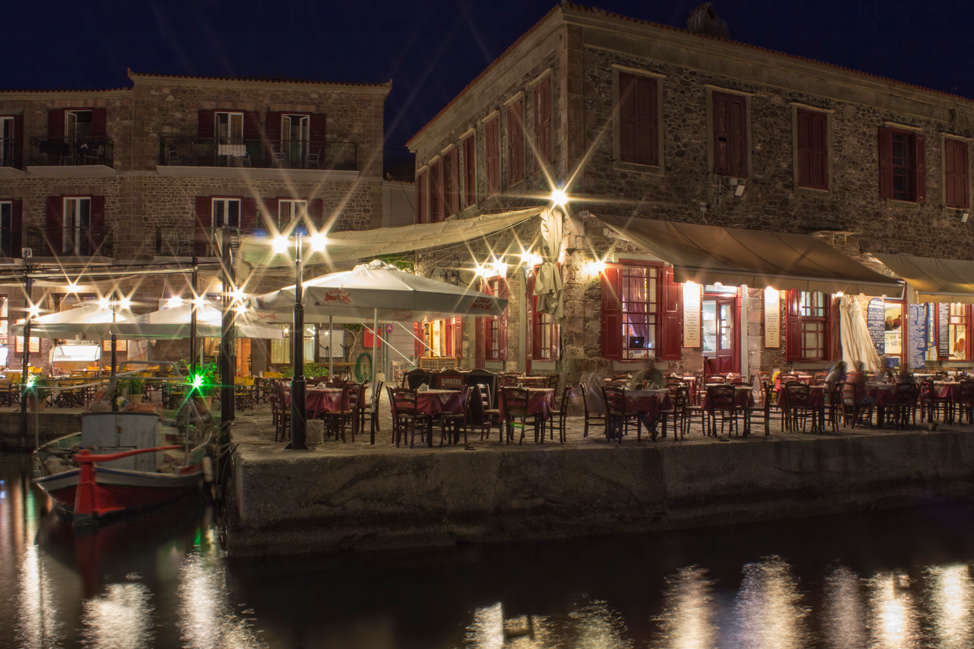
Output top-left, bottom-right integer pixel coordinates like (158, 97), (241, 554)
(18, 248), (31, 448)
(110, 289), (118, 411)
(288, 231), (307, 450)
(219, 229), (235, 425)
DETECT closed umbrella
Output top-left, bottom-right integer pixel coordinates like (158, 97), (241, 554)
(533, 207), (564, 321)
(839, 294), (882, 372)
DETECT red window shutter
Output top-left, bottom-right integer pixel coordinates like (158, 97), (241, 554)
(945, 139), (969, 209)
(416, 170), (427, 224)
(915, 134), (927, 204)
(830, 296), (841, 361)
(10, 198), (21, 256)
(475, 313), (485, 368)
(878, 127), (893, 199)
(308, 199), (324, 229)
(243, 112), (260, 141)
(659, 267), (683, 361)
(264, 112), (282, 143)
(444, 149), (458, 216)
(45, 196), (63, 255)
(413, 322), (423, 358)
(89, 196), (106, 249)
(453, 317), (463, 360)
(486, 117), (499, 196)
(434, 159), (445, 222)
(498, 278), (509, 361)
(810, 112), (828, 189)
(462, 136), (475, 208)
(796, 110), (812, 187)
(728, 95), (748, 178)
(534, 77), (551, 167)
(600, 264), (623, 360)
(507, 99), (524, 185)
(261, 198), (278, 231)
(712, 92), (730, 175)
(194, 196), (211, 257)
(619, 73), (638, 163)
(785, 289), (801, 361)
(309, 114), (326, 153)
(91, 108), (107, 138)
(637, 76), (658, 166)
(240, 197), (257, 231)
(12, 115), (23, 168)
(197, 110), (215, 139)
(48, 109), (65, 138)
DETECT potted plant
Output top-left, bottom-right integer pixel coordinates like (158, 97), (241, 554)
(26, 376), (51, 411)
(124, 377), (144, 401)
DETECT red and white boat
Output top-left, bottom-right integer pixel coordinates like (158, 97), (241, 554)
(33, 411), (210, 526)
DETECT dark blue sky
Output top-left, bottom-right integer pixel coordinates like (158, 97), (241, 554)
(3, 1), (971, 175)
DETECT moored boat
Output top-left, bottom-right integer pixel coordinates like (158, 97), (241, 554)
(33, 410), (211, 525)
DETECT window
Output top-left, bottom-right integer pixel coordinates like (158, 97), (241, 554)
(429, 158), (443, 222)
(271, 324), (315, 365)
(462, 135), (476, 208)
(506, 98), (524, 186)
(483, 276), (507, 362)
(215, 112), (244, 144)
(415, 169), (428, 223)
(796, 109), (828, 190)
(276, 199), (308, 230)
(528, 268), (559, 361)
(944, 138), (969, 209)
(618, 72), (659, 167)
(211, 198), (241, 230)
(0, 201), (13, 257)
(63, 197), (91, 256)
(65, 110), (93, 140)
(443, 148), (458, 216)
(601, 262), (665, 360)
(712, 91), (748, 178)
(533, 76), (551, 168)
(948, 303), (969, 361)
(281, 114), (310, 162)
(0, 116), (18, 168)
(0, 296), (8, 347)
(786, 290), (830, 362)
(879, 127), (926, 202)
(485, 116), (500, 197)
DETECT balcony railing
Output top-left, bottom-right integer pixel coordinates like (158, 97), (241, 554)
(29, 137), (115, 167)
(155, 226), (249, 259)
(25, 226), (113, 258)
(0, 138), (22, 169)
(159, 137), (357, 171)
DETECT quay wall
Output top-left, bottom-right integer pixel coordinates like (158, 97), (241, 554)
(0, 411), (80, 450)
(226, 427), (974, 556)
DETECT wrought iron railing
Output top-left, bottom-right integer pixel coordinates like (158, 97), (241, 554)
(159, 137), (357, 171)
(25, 226), (113, 257)
(155, 226), (249, 258)
(29, 137), (114, 167)
(0, 138), (22, 169)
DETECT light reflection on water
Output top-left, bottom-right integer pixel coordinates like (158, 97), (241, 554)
(6, 453), (974, 648)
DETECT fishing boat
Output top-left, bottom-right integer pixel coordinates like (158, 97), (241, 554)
(33, 408), (212, 526)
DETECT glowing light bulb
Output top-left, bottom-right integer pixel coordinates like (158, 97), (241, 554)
(167, 296), (184, 308)
(310, 232), (327, 252)
(98, 297), (110, 310)
(231, 287), (246, 303)
(272, 236), (289, 254)
(27, 305), (40, 318)
(550, 188), (568, 207)
(118, 297), (132, 310)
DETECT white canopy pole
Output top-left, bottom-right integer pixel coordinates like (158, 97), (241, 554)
(328, 315), (334, 378)
(372, 307), (378, 385)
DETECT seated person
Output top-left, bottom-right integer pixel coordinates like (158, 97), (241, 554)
(627, 358), (665, 438)
(824, 361), (846, 391)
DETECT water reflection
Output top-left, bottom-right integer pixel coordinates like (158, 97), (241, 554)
(569, 599), (631, 649)
(926, 564), (974, 649)
(864, 572), (920, 649)
(464, 602), (558, 648)
(652, 566), (717, 649)
(730, 556), (810, 649)
(81, 579), (153, 649)
(16, 543), (63, 649)
(178, 549), (265, 649)
(822, 566), (867, 649)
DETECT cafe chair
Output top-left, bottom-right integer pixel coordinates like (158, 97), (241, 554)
(706, 384), (741, 437)
(472, 383), (500, 441)
(440, 385), (472, 446)
(272, 392), (290, 442)
(840, 381), (873, 429)
(547, 384), (574, 443)
(956, 379), (974, 425)
(361, 380), (383, 443)
(919, 379), (951, 423)
(388, 387), (431, 448)
(893, 382), (919, 429)
(305, 151), (321, 169)
(580, 382), (606, 437)
(602, 386), (640, 442)
(500, 387), (533, 444)
(333, 383), (364, 442)
(782, 382), (813, 432)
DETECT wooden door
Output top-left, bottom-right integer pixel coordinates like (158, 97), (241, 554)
(715, 297), (737, 373)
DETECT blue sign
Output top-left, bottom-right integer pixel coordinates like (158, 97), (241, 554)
(867, 298), (886, 355)
(908, 303), (926, 370)
(938, 303), (950, 358)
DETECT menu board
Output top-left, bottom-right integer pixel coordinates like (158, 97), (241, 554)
(683, 283), (701, 347)
(908, 304), (926, 369)
(764, 287), (780, 348)
(867, 298), (885, 355)
(938, 303), (950, 357)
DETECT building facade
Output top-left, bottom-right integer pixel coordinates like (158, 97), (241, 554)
(0, 70), (390, 374)
(408, 3), (974, 381)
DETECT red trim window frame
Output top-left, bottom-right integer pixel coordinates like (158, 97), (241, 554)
(506, 98), (524, 187)
(462, 134), (476, 208)
(528, 267), (559, 361)
(944, 137), (969, 210)
(786, 290), (831, 362)
(879, 126), (926, 203)
(796, 108), (828, 190)
(601, 261), (663, 361)
(947, 303), (971, 361)
(485, 116), (500, 197)
(618, 71), (659, 167)
(483, 276), (507, 362)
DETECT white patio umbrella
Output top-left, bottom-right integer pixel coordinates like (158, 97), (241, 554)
(839, 294), (882, 372)
(111, 298), (283, 340)
(10, 301), (135, 339)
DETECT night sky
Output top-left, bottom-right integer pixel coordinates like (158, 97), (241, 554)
(4, 0), (972, 176)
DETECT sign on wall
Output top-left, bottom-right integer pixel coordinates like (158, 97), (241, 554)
(908, 303), (926, 370)
(683, 283), (701, 347)
(938, 303), (950, 357)
(764, 287), (780, 348)
(867, 298), (885, 355)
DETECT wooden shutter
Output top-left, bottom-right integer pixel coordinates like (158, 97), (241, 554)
(497, 278), (508, 361)
(713, 92), (730, 176)
(915, 134), (927, 204)
(830, 295), (841, 361)
(261, 198), (278, 231)
(45, 196), (63, 256)
(463, 136), (475, 208)
(240, 197), (257, 231)
(431, 158), (444, 222)
(91, 108), (107, 138)
(659, 267), (683, 361)
(10, 198), (21, 256)
(197, 110), (215, 139)
(507, 99), (524, 185)
(534, 76), (551, 167)
(945, 138), (969, 209)
(878, 127), (893, 199)
(308, 199), (324, 229)
(265, 112), (282, 143)
(413, 322), (423, 358)
(620, 73), (659, 166)
(416, 170), (427, 224)
(486, 117), (499, 196)
(447, 148), (459, 215)
(797, 109), (828, 190)
(785, 289), (801, 361)
(12, 115), (22, 168)
(453, 317), (463, 361)
(728, 95), (747, 178)
(89, 196), (106, 250)
(600, 264), (622, 360)
(619, 73), (638, 163)
(194, 196), (211, 257)
(309, 113), (326, 153)
(243, 112), (260, 141)
(47, 109), (65, 138)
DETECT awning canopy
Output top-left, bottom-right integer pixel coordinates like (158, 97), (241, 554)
(872, 253), (974, 304)
(598, 214), (903, 296)
(235, 207), (543, 270)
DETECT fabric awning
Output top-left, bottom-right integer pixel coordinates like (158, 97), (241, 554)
(598, 214), (903, 296)
(234, 206), (544, 270)
(872, 253), (974, 303)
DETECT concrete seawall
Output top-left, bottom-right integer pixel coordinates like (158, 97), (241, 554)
(225, 421), (974, 556)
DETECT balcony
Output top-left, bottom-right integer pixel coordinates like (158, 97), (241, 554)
(155, 226), (250, 259)
(29, 137), (115, 168)
(0, 138), (22, 170)
(25, 226), (113, 259)
(159, 137), (357, 171)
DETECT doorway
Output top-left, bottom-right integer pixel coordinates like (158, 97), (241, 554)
(702, 290), (739, 374)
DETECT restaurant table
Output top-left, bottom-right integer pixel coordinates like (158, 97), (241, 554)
(305, 387), (344, 418)
(776, 385), (827, 432)
(932, 381), (962, 423)
(702, 385), (755, 436)
(416, 389), (464, 418)
(624, 388), (674, 439)
(498, 387), (555, 420)
(514, 375), (550, 388)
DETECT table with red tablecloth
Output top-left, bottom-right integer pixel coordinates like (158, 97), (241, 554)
(702, 386), (755, 435)
(416, 389), (464, 418)
(305, 387), (344, 418)
(498, 387), (555, 420)
(777, 385), (826, 432)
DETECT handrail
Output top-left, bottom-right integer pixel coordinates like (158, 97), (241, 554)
(74, 445), (180, 464)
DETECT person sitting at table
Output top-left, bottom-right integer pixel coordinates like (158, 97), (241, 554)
(627, 358), (665, 437)
(824, 361), (846, 391)
(897, 366), (915, 383)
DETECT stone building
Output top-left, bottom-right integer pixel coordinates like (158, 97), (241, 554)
(407, 2), (974, 382)
(0, 70), (391, 374)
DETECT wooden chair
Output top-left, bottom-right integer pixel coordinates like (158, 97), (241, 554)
(500, 387), (532, 444)
(660, 383), (688, 440)
(841, 381), (873, 428)
(580, 382), (605, 437)
(471, 383), (499, 441)
(271, 392), (290, 442)
(706, 384), (740, 437)
(956, 379), (974, 425)
(782, 382), (813, 432)
(547, 384), (573, 443)
(919, 379), (951, 423)
(893, 381), (919, 428)
(602, 386), (641, 442)
(439, 385), (472, 446)
(388, 387), (431, 448)
(361, 380), (383, 443)
(322, 383), (363, 442)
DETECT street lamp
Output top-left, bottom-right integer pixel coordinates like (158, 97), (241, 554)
(288, 230), (307, 450)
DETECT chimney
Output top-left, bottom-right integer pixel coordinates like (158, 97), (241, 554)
(687, 2), (729, 39)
